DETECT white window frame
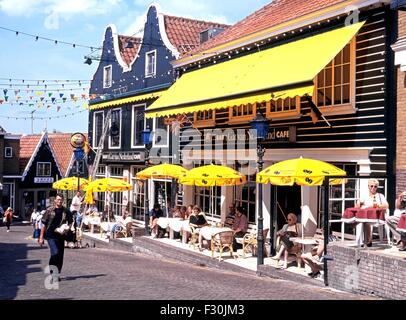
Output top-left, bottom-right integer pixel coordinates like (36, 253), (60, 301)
(2, 182), (15, 210)
(4, 147), (12, 158)
(152, 117), (169, 148)
(131, 103), (146, 149)
(103, 65), (112, 88)
(36, 162), (51, 177)
(93, 111), (104, 150)
(108, 108), (122, 149)
(145, 50), (157, 78)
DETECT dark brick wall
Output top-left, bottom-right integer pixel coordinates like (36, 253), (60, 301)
(3, 139), (20, 175)
(328, 242), (406, 299)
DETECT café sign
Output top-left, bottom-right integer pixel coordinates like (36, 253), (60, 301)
(102, 151), (145, 162)
(34, 177), (54, 183)
(266, 126), (296, 143)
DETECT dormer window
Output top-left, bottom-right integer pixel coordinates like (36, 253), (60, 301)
(4, 147), (12, 158)
(145, 50), (156, 77)
(103, 65), (112, 88)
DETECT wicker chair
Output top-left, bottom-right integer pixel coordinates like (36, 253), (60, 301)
(241, 228), (269, 258)
(211, 230), (235, 261)
(188, 224), (200, 249)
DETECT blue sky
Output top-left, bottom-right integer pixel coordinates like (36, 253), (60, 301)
(0, 0), (270, 135)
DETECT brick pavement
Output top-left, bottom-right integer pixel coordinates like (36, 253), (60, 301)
(0, 223), (375, 300)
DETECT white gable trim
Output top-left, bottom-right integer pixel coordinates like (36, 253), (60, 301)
(106, 24), (134, 73)
(21, 132), (63, 181)
(154, 3), (180, 59)
(65, 153), (75, 177)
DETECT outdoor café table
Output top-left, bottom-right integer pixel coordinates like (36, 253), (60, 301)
(156, 217), (181, 229)
(166, 218), (186, 239)
(342, 207), (386, 223)
(290, 237), (318, 268)
(396, 214), (406, 233)
(342, 207), (386, 245)
(100, 221), (117, 238)
(199, 226), (233, 242)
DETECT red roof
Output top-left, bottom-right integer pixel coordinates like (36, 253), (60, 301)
(19, 134), (42, 174)
(183, 0), (347, 58)
(163, 15), (230, 55)
(118, 35), (141, 65)
(48, 133), (78, 177)
(19, 132), (88, 177)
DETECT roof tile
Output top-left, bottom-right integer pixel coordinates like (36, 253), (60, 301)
(184, 0), (347, 57)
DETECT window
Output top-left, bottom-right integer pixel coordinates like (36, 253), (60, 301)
(131, 167), (146, 220)
(229, 103), (256, 123)
(93, 111), (104, 149)
(233, 167), (256, 223)
(96, 165), (106, 177)
(4, 147), (12, 158)
(194, 110), (216, 128)
(194, 186), (221, 218)
(1, 182), (15, 210)
(153, 117), (168, 147)
(37, 162), (51, 176)
(72, 160), (84, 174)
(314, 38), (355, 113)
(265, 97), (301, 119)
(110, 192), (123, 215)
(103, 65), (112, 88)
(109, 109), (121, 149)
(109, 166), (123, 177)
(95, 192), (105, 213)
(132, 105), (146, 148)
(145, 50), (156, 77)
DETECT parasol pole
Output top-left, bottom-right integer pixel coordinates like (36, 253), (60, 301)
(301, 186), (304, 239)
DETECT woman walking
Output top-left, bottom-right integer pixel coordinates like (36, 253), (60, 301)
(4, 207), (13, 232)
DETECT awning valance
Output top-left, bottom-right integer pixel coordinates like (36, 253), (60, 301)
(145, 21), (364, 118)
(90, 89), (166, 110)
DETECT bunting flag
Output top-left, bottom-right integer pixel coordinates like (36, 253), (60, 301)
(16, 96), (21, 100)
(47, 105), (51, 109)
(73, 96), (78, 102)
(4, 96), (8, 101)
(70, 94), (75, 99)
(57, 106), (61, 112)
(19, 102), (23, 106)
(29, 103), (34, 107)
(48, 92), (53, 97)
(14, 90), (19, 96)
(62, 97), (67, 102)
(81, 94), (86, 99)
(0, 100), (3, 104)
(3, 89), (8, 95)
(83, 103), (88, 109)
(59, 93), (64, 98)
(37, 91), (42, 96)
(40, 97), (45, 101)
(38, 103), (43, 108)
(29, 96), (33, 100)
(51, 97), (56, 103)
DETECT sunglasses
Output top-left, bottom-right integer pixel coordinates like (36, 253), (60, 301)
(369, 185), (378, 188)
(288, 218), (293, 221)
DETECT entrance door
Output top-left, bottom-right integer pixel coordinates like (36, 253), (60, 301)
(153, 180), (171, 215)
(274, 185), (302, 229)
(37, 191), (47, 211)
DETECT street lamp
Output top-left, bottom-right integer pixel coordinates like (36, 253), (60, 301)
(142, 126), (152, 235)
(249, 112), (270, 266)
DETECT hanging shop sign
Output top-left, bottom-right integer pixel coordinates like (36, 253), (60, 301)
(102, 151), (145, 162)
(34, 177), (54, 183)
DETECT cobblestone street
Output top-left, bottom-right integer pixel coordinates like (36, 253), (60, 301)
(0, 223), (373, 301)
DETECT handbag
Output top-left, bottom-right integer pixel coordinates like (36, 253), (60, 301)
(279, 230), (298, 250)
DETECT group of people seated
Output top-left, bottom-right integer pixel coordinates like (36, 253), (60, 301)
(148, 202), (249, 251)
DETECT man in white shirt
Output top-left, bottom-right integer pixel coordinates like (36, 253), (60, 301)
(70, 191), (82, 213)
(30, 209), (39, 230)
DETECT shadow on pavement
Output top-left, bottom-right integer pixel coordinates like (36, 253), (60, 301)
(0, 242), (44, 299)
(63, 274), (106, 281)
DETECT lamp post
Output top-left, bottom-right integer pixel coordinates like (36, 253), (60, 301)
(142, 126), (152, 235)
(249, 112), (270, 266)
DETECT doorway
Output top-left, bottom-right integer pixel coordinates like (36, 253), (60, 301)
(153, 180), (172, 215)
(274, 185), (302, 230)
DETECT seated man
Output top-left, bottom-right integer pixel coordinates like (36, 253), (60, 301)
(232, 206), (248, 251)
(224, 203), (236, 228)
(301, 235), (324, 278)
(149, 203), (165, 238)
(386, 191), (406, 250)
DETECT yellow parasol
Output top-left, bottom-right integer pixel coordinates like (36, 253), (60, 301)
(136, 163), (189, 180)
(256, 157), (347, 239)
(52, 177), (89, 191)
(84, 176), (94, 205)
(85, 177), (133, 192)
(256, 157), (346, 186)
(178, 164), (246, 221)
(178, 164), (246, 187)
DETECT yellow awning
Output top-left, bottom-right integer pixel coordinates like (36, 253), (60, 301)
(145, 21), (364, 118)
(90, 89), (166, 110)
